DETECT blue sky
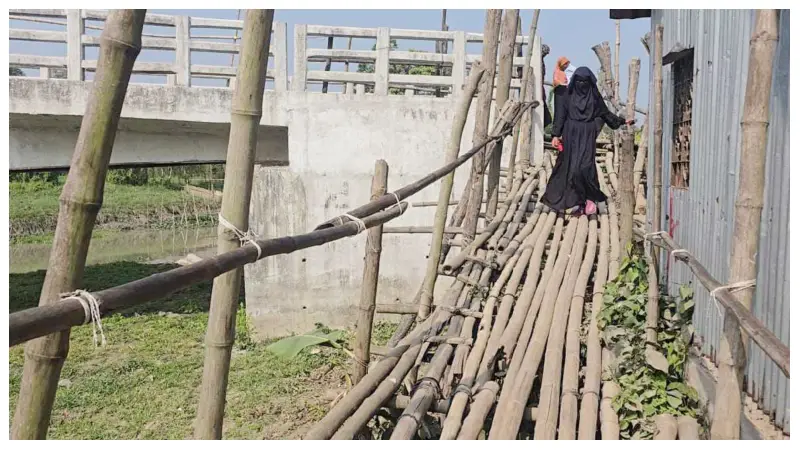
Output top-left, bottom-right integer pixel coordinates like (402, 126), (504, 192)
(10, 9), (651, 107)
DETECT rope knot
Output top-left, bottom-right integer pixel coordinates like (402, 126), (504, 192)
(218, 214), (262, 261)
(61, 290), (106, 347)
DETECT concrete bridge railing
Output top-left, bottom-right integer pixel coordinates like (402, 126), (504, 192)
(9, 9), (289, 90)
(10, 9), (542, 97)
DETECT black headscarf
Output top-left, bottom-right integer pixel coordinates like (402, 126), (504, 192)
(566, 66), (604, 122)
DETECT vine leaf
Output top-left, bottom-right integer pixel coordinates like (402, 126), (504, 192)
(646, 347), (670, 374)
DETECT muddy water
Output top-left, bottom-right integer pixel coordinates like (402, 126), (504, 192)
(10, 227), (218, 273)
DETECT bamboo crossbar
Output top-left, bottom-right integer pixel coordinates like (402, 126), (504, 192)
(644, 231), (789, 377)
(9, 204), (408, 347)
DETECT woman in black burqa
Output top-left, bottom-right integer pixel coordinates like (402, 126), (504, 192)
(542, 66), (631, 215)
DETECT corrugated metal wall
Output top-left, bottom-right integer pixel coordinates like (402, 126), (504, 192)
(647, 9), (790, 433)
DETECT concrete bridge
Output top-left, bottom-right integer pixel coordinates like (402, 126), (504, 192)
(9, 9), (546, 337)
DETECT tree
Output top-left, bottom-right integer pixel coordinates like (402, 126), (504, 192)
(357, 40), (444, 95)
(10, 66), (24, 76)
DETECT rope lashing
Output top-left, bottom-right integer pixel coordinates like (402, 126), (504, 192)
(61, 290), (106, 347)
(218, 214), (262, 261)
(707, 279), (757, 318)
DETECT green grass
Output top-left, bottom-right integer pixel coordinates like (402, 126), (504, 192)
(9, 181), (218, 239)
(9, 261), (397, 439)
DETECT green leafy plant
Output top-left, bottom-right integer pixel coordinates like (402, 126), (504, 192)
(598, 253), (701, 439)
(266, 323), (348, 359)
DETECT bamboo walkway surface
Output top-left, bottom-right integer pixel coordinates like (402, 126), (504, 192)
(306, 149), (628, 440)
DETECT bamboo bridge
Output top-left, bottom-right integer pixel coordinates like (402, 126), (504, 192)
(8, 9), (789, 441)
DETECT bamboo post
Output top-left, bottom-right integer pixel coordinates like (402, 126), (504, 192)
(10, 10), (146, 440)
(654, 414), (678, 440)
(486, 9), (519, 219)
(510, 9), (539, 172)
(651, 25), (664, 240)
(618, 57), (639, 250)
(417, 65), (486, 320)
(353, 160), (389, 384)
(618, 130), (635, 250)
(614, 20), (621, 105)
(462, 10), (502, 243)
(194, 10), (274, 440)
(677, 416), (700, 439)
(711, 9), (779, 441)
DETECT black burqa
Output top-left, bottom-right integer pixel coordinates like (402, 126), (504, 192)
(542, 66), (626, 212)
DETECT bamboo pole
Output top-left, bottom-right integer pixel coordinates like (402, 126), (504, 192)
(417, 64), (485, 317)
(11, 206), (408, 347)
(331, 345), (423, 439)
(600, 377), (621, 439)
(577, 206), (610, 439)
(558, 216), (598, 439)
(194, 11), (274, 439)
(535, 216), (590, 440)
(443, 172), (535, 274)
(619, 58), (640, 250)
(492, 212), (562, 397)
(493, 210), (557, 364)
(712, 12), (780, 440)
(490, 217), (578, 439)
(652, 25), (664, 240)
(487, 9), (519, 219)
(352, 160), (389, 384)
(618, 130), (636, 249)
(654, 414), (678, 440)
(677, 416), (700, 440)
(11, 10), (146, 440)
(439, 252), (521, 439)
(306, 343), (417, 439)
(456, 381), (500, 439)
(462, 10), (502, 245)
(614, 20), (621, 105)
(390, 255), (486, 439)
(645, 232), (789, 376)
(512, 9), (540, 170)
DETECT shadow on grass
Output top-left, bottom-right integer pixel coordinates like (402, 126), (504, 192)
(9, 260), (245, 316)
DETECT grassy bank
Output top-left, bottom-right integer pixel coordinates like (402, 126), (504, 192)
(9, 261), (396, 439)
(9, 179), (219, 241)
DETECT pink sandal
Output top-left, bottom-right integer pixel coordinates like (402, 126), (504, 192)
(584, 200), (597, 215)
